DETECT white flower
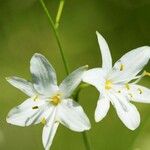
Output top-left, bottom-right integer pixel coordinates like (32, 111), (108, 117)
(83, 32), (150, 130)
(6, 53), (91, 150)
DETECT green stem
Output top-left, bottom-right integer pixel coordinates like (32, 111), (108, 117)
(82, 132), (91, 150)
(39, 0), (69, 75)
(74, 88), (92, 150)
(55, 0), (65, 29)
(39, 1), (91, 150)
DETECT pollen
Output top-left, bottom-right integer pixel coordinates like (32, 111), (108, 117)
(128, 93), (133, 98)
(137, 88), (143, 94)
(33, 95), (39, 101)
(41, 117), (46, 125)
(120, 64), (124, 71)
(51, 94), (61, 105)
(125, 83), (130, 90)
(144, 71), (150, 77)
(105, 80), (112, 90)
(32, 106), (39, 109)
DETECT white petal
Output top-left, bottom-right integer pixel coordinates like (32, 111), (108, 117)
(59, 66), (88, 98)
(58, 99), (91, 132)
(109, 93), (140, 130)
(127, 84), (150, 103)
(30, 53), (58, 95)
(6, 98), (47, 126)
(6, 76), (35, 96)
(96, 31), (112, 72)
(82, 68), (106, 92)
(42, 108), (59, 150)
(108, 46), (150, 83)
(95, 96), (110, 122)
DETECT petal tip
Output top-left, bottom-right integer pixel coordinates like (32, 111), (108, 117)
(32, 53), (42, 59)
(94, 116), (100, 123)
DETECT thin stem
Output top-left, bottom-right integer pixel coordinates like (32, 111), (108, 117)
(55, 0), (65, 29)
(74, 90), (92, 150)
(39, 0), (69, 75)
(82, 132), (91, 150)
(39, 1), (91, 150)
(72, 83), (90, 101)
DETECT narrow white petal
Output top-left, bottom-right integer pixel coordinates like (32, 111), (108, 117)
(59, 66), (88, 98)
(82, 68), (106, 92)
(30, 53), (58, 95)
(109, 93), (140, 130)
(127, 84), (150, 103)
(6, 76), (35, 96)
(6, 98), (47, 126)
(108, 46), (150, 83)
(95, 96), (110, 122)
(96, 31), (112, 72)
(58, 99), (91, 132)
(42, 108), (58, 150)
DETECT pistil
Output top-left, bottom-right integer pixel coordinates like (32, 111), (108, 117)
(51, 94), (61, 105)
(105, 80), (112, 90)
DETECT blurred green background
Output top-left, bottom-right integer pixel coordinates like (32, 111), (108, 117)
(0, 0), (150, 149)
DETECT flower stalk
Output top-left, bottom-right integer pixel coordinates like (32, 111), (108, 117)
(55, 0), (65, 29)
(39, 0), (91, 150)
(39, 0), (69, 75)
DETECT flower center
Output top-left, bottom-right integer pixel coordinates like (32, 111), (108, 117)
(51, 94), (61, 105)
(105, 80), (112, 90)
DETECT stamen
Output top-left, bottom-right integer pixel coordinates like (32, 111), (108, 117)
(137, 88), (143, 94)
(134, 70), (150, 84)
(105, 80), (112, 90)
(120, 64), (124, 71)
(33, 95), (39, 101)
(144, 71), (150, 77)
(128, 93), (133, 98)
(32, 106), (39, 109)
(118, 90), (121, 93)
(125, 83), (130, 90)
(51, 94), (61, 105)
(41, 117), (46, 125)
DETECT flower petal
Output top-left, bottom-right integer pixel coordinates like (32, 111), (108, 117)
(30, 53), (58, 95)
(6, 98), (48, 126)
(127, 84), (150, 103)
(110, 93), (140, 130)
(95, 96), (110, 122)
(42, 108), (59, 150)
(6, 76), (35, 96)
(58, 99), (91, 132)
(59, 66), (88, 98)
(108, 46), (150, 83)
(96, 31), (112, 72)
(82, 68), (106, 92)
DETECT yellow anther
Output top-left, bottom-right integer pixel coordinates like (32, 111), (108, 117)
(105, 80), (112, 90)
(128, 93), (133, 98)
(51, 94), (61, 105)
(33, 95), (39, 101)
(120, 64), (124, 71)
(137, 88), (143, 94)
(118, 90), (121, 93)
(32, 106), (39, 109)
(144, 71), (150, 77)
(125, 83), (130, 90)
(41, 117), (46, 125)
